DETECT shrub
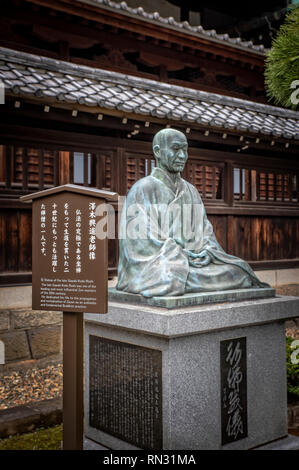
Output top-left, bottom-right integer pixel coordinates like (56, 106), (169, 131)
(286, 336), (299, 400)
(264, 6), (299, 110)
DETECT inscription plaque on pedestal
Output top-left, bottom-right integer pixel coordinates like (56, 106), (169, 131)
(89, 336), (163, 449)
(220, 337), (248, 446)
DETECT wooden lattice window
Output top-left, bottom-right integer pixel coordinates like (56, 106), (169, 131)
(94, 152), (113, 190)
(185, 160), (224, 200)
(233, 167), (299, 203)
(14, 148), (58, 187)
(0, 146), (59, 192)
(68, 152), (113, 190)
(102, 153), (112, 190)
(126, 154), (155, 191)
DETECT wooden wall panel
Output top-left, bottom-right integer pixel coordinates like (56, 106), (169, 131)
(231, 217), (254, 260)
(5, 211), (19, 272)
(232, 216), (299, 262)
(0, 213), (5, 272)
(19, 212), (32, 271)
(0, 209), (32, 274)
(208, 215), (227, 252)
(1, 205), (299, 276)
(0, 146), (4, 182)
(296, 219), (299, 259)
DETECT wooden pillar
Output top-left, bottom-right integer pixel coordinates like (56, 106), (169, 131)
(225, 160), (234, 206)
(59, 151), (70, 185)
(96, 154), (105, 189)
(63, 311), (84, 450)
(115, 147), (127, 195)
(38, 150), (44, 190)
(22, 148), (28, 190)
(0, 146), (5, 182)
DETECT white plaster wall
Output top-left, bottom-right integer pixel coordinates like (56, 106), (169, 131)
(0, 286), (32, 309)
(255, 269), (299, 287)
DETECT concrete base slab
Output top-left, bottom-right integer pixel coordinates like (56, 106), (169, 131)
(108, 287), (275, 309)
(84, 437), (108, 450)
(253, 434), (299, 450)
(83, 435), (299, 451)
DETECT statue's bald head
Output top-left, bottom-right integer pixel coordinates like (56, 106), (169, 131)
(152, 128), (186, 154)
(152, 128), (188, 174)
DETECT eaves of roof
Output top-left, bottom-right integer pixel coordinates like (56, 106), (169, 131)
(0, 47), (298, 140)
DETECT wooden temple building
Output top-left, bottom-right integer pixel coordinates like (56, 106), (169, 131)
(0, 0), (298, 290)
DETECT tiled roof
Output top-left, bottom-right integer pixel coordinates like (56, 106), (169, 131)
(75, 0), (267, 55)
(0, 47), (298, 140)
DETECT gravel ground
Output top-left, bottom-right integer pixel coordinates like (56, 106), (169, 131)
(276, 284), (299, 297)
(277, 284), (299, 339)
(0, 364), (62, 410)
(286, 325), (299, 339)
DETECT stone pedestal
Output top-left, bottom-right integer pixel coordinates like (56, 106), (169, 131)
(84, 295), (299, 450)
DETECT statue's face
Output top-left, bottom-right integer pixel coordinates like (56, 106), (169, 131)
(155, 130), (188, 174)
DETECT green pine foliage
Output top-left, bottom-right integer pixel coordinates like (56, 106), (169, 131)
(264, 6), (299, 110)
(286, 336), (299, 400)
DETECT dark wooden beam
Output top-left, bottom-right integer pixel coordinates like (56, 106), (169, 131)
(1, 119), (298, 173)
(2, 99), (298, 159)
(0, 7), (264, 93)
(205, 205), (299, 217)
(0, 199), (32, 209)
(0, 272), (32, 285)
(22, 0), (265, 66)
(249, 259), (299, 271)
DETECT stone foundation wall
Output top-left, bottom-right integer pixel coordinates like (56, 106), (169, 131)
(0, 309), (62, 372)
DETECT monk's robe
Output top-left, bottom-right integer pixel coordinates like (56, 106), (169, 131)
(116, 167), (268, 298)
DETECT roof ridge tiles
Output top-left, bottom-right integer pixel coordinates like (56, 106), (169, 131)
(74, 0), (267, 55)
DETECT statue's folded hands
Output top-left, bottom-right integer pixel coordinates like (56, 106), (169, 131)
(188, 250), (212, 268)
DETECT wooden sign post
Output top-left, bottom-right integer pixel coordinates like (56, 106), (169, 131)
(21, 184), (118, 450)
